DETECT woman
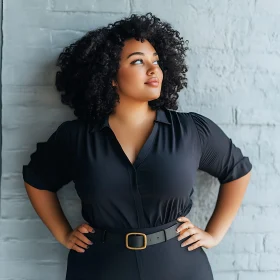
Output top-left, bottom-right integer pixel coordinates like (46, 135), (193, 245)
(22, 13), (252, 279)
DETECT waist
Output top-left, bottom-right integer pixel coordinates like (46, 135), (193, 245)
(85, 219), (182, 250)
(90, 219), (181, 235)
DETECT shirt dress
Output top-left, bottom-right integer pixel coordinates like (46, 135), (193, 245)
(22, 107), (252, 280)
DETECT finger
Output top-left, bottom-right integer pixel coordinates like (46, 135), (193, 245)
(181, 233), (200, 247)
(72, 244), (86, 253)
(74, 230), (93, 246)
(77, 223), (94, 234)
(176, 221), (195, 233)
(65, 238), (76, 250)
(186, 227), (198, 236)
(187, 240), (203, 251)
(74, 237), (90, 250)
(83, 224), (95, 233)
(177, 227), (197, 241)
(177, 216), (190, 223)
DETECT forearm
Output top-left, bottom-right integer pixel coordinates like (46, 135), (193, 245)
(204, 171), (252, 244)
(24, 182), (73, 244)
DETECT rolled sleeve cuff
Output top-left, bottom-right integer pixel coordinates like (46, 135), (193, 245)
(218, 157), (252, 185)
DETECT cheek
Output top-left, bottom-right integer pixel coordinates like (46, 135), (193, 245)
(117, 68), (145, 88)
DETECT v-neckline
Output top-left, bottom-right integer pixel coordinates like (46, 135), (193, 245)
(107, 111), (159, 169)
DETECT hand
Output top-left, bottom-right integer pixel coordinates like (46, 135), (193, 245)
(62, 223), (95, 253)
(176, 217), (218, 251)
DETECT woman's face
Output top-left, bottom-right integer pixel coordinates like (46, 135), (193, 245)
(112, 38), (163, 102)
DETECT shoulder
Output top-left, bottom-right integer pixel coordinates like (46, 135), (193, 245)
(165, 109), (223, 144)
(48, 119), (90, 149)
(164, 109), (207, 144)
(54, 119), (88, 136)
(165, 108), (193, 123)
(165, 108), (207, 121)
(165, 109), (211, 131)
(57, 118), (84, 130)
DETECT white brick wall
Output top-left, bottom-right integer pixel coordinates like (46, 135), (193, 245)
(1, 0), (278, 279)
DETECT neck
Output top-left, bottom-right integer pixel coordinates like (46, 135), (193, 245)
(110, 103), (156, 127)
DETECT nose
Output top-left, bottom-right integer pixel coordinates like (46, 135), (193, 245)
(147, 63), (159, 75)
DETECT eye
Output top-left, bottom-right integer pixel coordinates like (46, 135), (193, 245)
(131, 59), (143, 65)
(131, 59), (160, 65)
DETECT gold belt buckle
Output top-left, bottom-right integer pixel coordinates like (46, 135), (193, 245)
(125, 232), (147, 250)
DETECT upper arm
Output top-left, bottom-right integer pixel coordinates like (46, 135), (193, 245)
(22, 121), (74, 193)
(189, 112), (252, 184)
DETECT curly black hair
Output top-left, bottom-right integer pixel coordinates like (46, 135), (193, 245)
(55, 12), (189, 124)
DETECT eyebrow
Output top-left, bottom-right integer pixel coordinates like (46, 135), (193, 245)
(126, 52), (158, 59)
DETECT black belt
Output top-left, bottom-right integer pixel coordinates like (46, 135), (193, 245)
(83, 221), (181, 250)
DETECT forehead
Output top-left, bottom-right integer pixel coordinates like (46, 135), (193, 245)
(120, 38), (157, 58)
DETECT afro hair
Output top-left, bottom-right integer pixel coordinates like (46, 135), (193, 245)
(55, 12), (189, 124)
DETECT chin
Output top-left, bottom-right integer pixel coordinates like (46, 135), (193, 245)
(147, 93), (161, 100)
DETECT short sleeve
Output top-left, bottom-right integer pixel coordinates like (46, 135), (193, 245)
(189, 112), (252, 184)
(22, 121), (74, 193)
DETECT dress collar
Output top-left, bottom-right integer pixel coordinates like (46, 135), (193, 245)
(89, 108), (171, 134)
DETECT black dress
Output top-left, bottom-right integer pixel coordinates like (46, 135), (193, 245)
(22, 108), (252, 280)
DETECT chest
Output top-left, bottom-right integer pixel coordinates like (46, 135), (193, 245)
(108, 121), (155, 166)
(74, 124), (200, 202)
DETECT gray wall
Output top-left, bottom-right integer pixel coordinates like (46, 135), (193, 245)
(1, 0), (279, 279)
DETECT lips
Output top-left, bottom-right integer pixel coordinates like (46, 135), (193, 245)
(145, 77), (159, 84)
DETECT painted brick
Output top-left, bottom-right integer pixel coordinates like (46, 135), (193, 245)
(1, 0), (278, 279)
